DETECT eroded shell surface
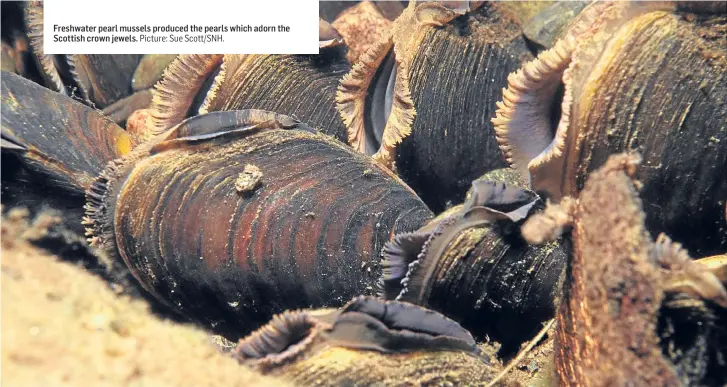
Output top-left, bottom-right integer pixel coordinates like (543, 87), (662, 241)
(85, 109), (433, 340)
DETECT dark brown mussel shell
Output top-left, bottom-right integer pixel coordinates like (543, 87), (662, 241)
(1, 70), (132, 233)
(84, 109), (433, 340)
(233, 296), (497, 386)
(21, 1), (157, 125)
(528, 153), (727, 386)
(337, 1), (539, 212)
(493, 1), (727, 256)
(141, 25), (352, 143)
(379, 171), (569, 354)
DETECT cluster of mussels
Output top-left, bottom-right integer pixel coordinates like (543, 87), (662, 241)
(2, 1), (726, 386)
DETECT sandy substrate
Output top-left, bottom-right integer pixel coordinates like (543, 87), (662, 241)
(1, 208), (293, 387)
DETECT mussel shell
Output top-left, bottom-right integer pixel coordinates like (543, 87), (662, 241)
(1, 71), (132, 232)
(568, 10), (727, 256)
(22, 2), (146, 109)
(145, 50), (351, 143)
(495, 3), (727, 256)
(199, 54), (351, 142)
(233, 296), (496, 386)
(131, 54), (178, 92)
(578, 11), (726, 256)
(373, 4), (535, 212)
(90, 110), (433, 339)
(418, 228), (568, 349)
(381, 176), (569, 352)
(521, 1), (589, 51)
(67, 54), (144, 108)
(554, 153), (727, 386)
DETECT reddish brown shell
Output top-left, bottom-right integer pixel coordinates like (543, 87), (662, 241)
(85, 109), (433, 339)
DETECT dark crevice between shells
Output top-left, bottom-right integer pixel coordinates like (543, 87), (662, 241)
(363, 47), (397, 155)
(657, 293), (727, 386)
(187, 65), (221, 118)
(1, 1), (41, 83)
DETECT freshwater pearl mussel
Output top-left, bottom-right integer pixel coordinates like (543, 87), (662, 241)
(3, 1), (727, 385)
(2, 67), (563, 341)
(522, 153), (727, 386)
(3, 1), (177, 126)
(1, 66), (571, 385)
(492, 0), (727, 256)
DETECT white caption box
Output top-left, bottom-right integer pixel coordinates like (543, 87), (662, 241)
(43, 0), (319, 54)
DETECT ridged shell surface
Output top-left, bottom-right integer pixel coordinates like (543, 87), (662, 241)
(397, 15), (531, 211)
(199, 54), (351, 142)
(104, 117), (433, 339)
(566, 11), (727, 255)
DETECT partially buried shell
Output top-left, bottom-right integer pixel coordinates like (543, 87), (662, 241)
(379, 168), (569, 353)
(84, 109), (433, 340)
(492, 1), (727, 256)
(522, 153), (727, 386)
(233, 296), (498, 386)
(1, 71), (133, 234)
(138, 23), (351, 143)
(337, 0), (540, 212)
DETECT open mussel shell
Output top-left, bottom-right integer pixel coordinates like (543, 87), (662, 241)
(1, 71), (132, 233)
(380, 174), (569, 353)
(84, 109), (433, 340)
(493, 1), (727, 256)
(233, 296), (497, 386)
(142, 24), (352, 143)
(337, 1), (540, 212)
(541, 153), (727, 386)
